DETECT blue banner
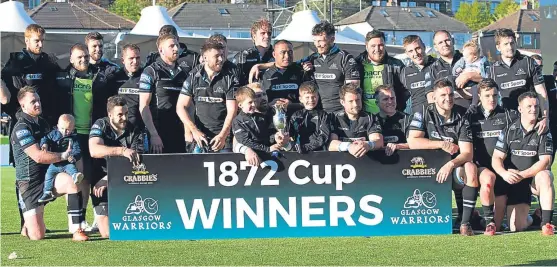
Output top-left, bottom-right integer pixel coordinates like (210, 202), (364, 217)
(108, 150), (452, 240)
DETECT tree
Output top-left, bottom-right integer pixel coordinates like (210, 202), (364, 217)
(110, 0), (150, 21)
(455, 1), (491, 31)
(493, 0), (520, 21)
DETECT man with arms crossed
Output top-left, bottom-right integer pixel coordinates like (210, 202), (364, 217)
(492, 91), (555, 235)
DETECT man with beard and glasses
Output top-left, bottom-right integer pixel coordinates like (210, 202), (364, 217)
(113, 44), (145, 129)
(177, 41), (238, 153)
(374, 85), (411, 156)
(467, 79), (518, 235)
(139, 34), (190, 154)
(234, 18), (274, 86)
(407, 79), (479, 236)
(328, 83), (383, 158)
(355, 30), (405, 114)
(399, 35), (436, 114)
(145, 25), (199, 72)
(492, 92), (555, 235)
(428, 30), (486, 108)
(56, 43), (111, 231)
(260, 40), (310, 115)
(489, 28), (549, 135)
(11, 86), (88, 241)
(89, 96), (146, 238)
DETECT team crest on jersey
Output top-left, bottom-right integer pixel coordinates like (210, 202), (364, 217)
(528, 139), (538, 146)
(492, 118), (504, 126)
(515, 68), (526, 76)
(329, 63), (338, 70)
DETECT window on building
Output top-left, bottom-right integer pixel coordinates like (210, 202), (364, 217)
(413, 11), (423, 17)
(237, 32), (251, 38)
(529, 14), (539, 21)
(409, 2), (416, 7)
(380, 9), (389, 17)
(523, 34), (532, 45)
(218, 8), (230, 16)
(490, 2), (497, 13)
(400, 1), (407, 7)
(426, 10), (437, 17)
(381, 1), (387, 6)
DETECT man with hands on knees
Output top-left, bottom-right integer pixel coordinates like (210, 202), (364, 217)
(328, 83), (383, 158)
(89, 96), (146, 238)
(492, 91), (555, 236)
(407, 78), (479, 236)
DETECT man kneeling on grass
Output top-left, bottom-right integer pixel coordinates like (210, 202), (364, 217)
(89, 96), (147, 238)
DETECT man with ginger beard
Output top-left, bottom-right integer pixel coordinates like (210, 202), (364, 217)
(56, 43), (111, 231)
(355, 30), (405, 114)
(139, 34), (190, 154)
(260, 40), (311, 115)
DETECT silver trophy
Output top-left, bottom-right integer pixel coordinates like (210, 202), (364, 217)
(273, 103), (292, 151)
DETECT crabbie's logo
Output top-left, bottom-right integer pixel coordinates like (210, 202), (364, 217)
(402, 157), (436, 178)
(123, 163), (158, 185)
(390, 189), (450, 225)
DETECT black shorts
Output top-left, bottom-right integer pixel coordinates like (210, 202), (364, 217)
(16, 178), (44, 214)
(77, 134), (93, 181)
(496, 176), (533, 205)
(90, 180), (108, 216)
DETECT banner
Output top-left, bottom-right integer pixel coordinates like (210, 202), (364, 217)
(108, 150), (452, 240)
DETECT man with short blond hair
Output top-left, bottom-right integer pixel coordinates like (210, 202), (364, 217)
(234, 18), (274, 85)
(399, 35), (435, 113)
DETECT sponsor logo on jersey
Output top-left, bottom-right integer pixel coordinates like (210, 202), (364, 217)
(477, 130), (502, 138)
(15, 129), (31, 138)
(271, 83), (299, 91)
(163, 87), (181, 91)
(25, 73), (42, 80)
(384, 136), (399, 143)
(119, 88), (140, 95)
(511, 150), (537, 157)
(314, 73), (336, 80)
(500, 79), (526, 89)
(197, 96), (224, 103)
(410, 81), (426, 89)
(496, 73), (507, 78)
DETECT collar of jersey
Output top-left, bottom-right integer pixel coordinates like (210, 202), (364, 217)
(479, 105), (503, 118)
(517, 120), (537, 136)
(198, 65), (221, 83)
(252, 44), (273, 60)
(438, 50), (462, 67)
(317, 45), (340, 58)
(432, 105), (459, 125)
(497, 51), (523, 68)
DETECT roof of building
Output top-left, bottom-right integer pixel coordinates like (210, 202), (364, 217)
(335, 6), (470, 32)
(28, 1), (135, 30)
(480, 9), (540, 33)
(169, 3), (292, 30)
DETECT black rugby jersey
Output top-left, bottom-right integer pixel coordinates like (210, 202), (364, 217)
(489, 52), (543, 110)
(331, 111), (382, 142)
(468, 105), (518, 168)
(495, 119), (553, 171)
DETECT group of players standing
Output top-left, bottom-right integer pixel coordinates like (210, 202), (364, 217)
(0, 18), (555, 241)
